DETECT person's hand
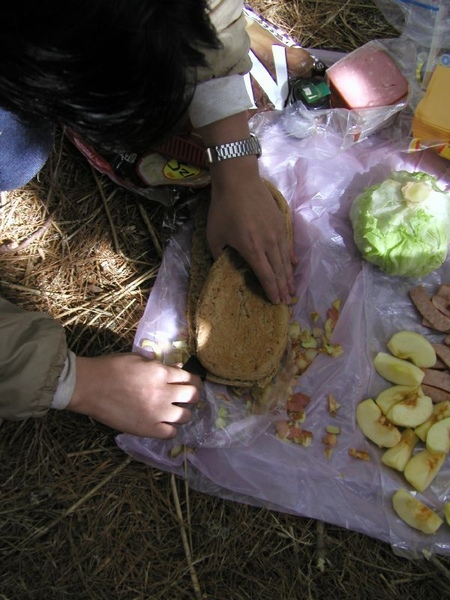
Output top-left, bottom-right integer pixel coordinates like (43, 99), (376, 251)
(207, 154), (296, 304)
(67, 354), (201, 438)
(197, 112), (296, 304)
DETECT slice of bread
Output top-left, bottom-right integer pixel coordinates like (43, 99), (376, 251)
(186, 195), (214, 354)
(188, 180), (293, 387)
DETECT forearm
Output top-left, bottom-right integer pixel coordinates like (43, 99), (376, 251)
(197, 111), (261, 190)
(197, 110), (251, 145)
(197, 115), (295, 306)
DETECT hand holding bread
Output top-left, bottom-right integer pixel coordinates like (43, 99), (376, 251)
(206, 155), (296, 306)
(189, 179), (294, 387)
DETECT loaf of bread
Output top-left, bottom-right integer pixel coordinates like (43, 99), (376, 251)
(187, 180), (293, 387)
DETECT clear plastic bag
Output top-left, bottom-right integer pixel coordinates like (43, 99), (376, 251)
(117, 105), (450, 557)
(375, 0), (449, 94)
(375, 0), (450, 49)
(250, 38), (416, 147)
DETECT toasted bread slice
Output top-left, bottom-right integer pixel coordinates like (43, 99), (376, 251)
(189, 180), (293, 387)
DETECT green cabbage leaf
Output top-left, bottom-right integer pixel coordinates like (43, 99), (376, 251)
(350, 171), (450, 277)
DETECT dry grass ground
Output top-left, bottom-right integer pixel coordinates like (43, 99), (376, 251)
(1, 2), (450, 599)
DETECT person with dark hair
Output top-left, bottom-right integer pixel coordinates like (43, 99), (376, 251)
(0, 0), (297, 436)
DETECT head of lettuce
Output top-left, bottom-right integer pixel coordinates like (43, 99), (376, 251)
(350, 170), (450, 277)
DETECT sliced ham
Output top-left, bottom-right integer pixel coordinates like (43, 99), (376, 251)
(432, 344), (450, 369)
(431, 294), (450, 318)
(422, 368), (450, 393)
(325, 46), (408, 109)
(421, 384), (450, 404)
(430, 357), (448, 370)
(409, 285), (450, 332)
(435, 284), (450, 300)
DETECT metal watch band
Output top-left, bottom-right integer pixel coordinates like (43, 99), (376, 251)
(205, 134), (261, 164)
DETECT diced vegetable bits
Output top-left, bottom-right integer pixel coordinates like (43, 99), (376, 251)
(275, 300), (344, 449)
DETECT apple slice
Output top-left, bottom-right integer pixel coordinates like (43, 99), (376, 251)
(414, 401), (450, 442)
(392, 488), (443, 534)
(445, 503), (450, 527)
(381, 428), (419, 472)
(387, 331), (436, 368)
(373, 352), (424, 387)
(404, 449), (446, 492)
(426, 417), (450, 454)
(375, 385), (422, 416)
(356, 399), (401, 448)
(386, 393), (433, 428)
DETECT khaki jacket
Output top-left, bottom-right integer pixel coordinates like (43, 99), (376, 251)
(0, 0), (250, 421)
(199, 0), (251, 81)
(0, 297), (67, 419)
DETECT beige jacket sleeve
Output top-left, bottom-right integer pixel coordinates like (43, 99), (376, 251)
(189, 1), (254, 127)
(196, 0), (252, 82)
(0, 297), (67, 420)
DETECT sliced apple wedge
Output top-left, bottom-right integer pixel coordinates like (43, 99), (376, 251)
(375, 385), (422, 416)
(373, 352), (425, 387)
(386, 393), (433, 428)
(414, 401), (450, 442)
(381, 428), (419, 472)
(404, 449), (446, 492)
(387, 331), (436, 368)
(392, 488), (443, 534)
(426, 417), (450, 454)
(445, 503), (450, 527)
(356, 398), (402, 448)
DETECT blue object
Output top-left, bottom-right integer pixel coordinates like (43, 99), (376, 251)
(0, 108), (54, 191)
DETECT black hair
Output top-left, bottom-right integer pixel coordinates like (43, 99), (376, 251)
(0, 1), (220, 153)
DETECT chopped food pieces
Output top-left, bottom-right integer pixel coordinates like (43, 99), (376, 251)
(348, 448), (371, 461)
(381, 429), (418, 472)
(403, 450), (446, 493)
(276, 421), (313, 446)
(328, 394), (341, 416)
(392, 489), (443, 534)
(373, 352), (425, 387)
(356, 398), (402, 448)
(356, 321), (450, 532)
(290, 299), (343, 376)
(426, 417), (450, 454)
(387, 330), (436, 368)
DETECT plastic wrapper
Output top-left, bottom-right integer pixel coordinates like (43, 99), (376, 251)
(252, 38), (417, 149)
(375, 0), (450, 50)
(375, 1), (449, 96)
(282, 36), (449, 159)
(116, 107), (450, 557)
(66, 128), (210, 207)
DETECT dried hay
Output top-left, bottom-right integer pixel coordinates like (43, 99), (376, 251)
(1, 1), (450, 599)
(247, 0), (399, 51)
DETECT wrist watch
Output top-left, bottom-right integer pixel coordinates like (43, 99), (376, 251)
(205, 133), (262, 164)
